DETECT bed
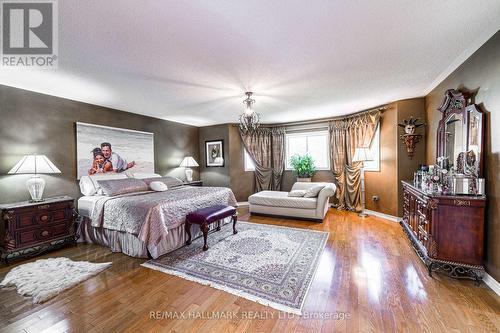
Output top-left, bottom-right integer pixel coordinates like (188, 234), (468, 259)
(77, 175), (237, 258)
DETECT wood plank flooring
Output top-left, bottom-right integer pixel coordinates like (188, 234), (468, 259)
(0, 208), (499, 332)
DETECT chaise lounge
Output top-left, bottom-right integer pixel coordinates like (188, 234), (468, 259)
(248, 182), (336, 221)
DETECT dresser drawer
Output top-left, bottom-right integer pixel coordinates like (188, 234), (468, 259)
(15, 223), (72, 248)
(15, 208), (70, 229)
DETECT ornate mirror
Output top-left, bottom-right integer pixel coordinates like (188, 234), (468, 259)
(443, 112), (465, 168)
(436, 89), (484, 177)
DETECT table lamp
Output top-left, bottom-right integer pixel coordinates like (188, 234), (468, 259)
(179, 156), (199, 182)
(8, 154), (61, 202)
(352, 147), (373, 217)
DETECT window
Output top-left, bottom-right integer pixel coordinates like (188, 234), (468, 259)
(363, 123), (380, 172)
(285, 129), (330, 170)
(244, 148), (255, 171)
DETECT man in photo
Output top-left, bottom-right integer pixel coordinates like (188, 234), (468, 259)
(100, 142), (135, 172)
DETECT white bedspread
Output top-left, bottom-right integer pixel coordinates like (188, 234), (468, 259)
(77, 196), (106, 218)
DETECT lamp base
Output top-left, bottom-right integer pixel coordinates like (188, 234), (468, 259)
(358, 212), (368, 218)
(185, 168), (193, 182)
(27, 175), (45, 202)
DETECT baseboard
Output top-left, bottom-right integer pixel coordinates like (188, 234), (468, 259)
(237, 201), (249, 207)
(363, 209), (401, 223)
(483, 273), (500, 296)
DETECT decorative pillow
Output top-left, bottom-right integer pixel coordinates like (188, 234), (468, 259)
(303, 185), (325, 198)
(150, 181), (168, 192)
(142, 176), (183, 188)
(96, 178), (148, 196)
(79, 174), (128, 196)
(288, 190), (307, 197)
(126, 172), (162, 179)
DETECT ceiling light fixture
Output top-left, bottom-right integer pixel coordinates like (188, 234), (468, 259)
(239, 92), (261, 132)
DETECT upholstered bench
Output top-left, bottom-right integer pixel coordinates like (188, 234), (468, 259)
(185, 204), (238, 251)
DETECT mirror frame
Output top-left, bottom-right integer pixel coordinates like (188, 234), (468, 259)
(436, 89), (484, 177)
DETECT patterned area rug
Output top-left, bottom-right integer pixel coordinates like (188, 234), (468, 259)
(142, 221), (329, 314)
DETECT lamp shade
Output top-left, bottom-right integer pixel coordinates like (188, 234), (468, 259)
(8, 154), (61, 174)
(179, 156), (199, 168)
(352, 147), (373, 162)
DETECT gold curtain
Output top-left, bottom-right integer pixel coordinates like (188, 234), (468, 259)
(329, 110), (381, 211)
(271, 129), (286, 190)
(239, 127), (285, 192)
(329, 119), (348, 209)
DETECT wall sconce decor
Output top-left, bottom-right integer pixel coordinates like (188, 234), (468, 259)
(400, 134), (422, 159)
(399, 117), (425, 159)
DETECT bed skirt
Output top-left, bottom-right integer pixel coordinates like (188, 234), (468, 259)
(79, 217), (232, 259)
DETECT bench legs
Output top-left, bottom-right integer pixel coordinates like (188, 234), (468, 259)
(201, 223), (210, 251)
(185, 215), (238, 251)
(232, 214), (238, 235)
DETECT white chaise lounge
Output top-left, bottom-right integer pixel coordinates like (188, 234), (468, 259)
(248, 182), (336, 221)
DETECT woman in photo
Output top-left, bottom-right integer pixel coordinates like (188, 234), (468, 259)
(88, 147), (113, 175)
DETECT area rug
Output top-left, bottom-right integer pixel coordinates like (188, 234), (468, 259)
(0, 257), (112, 303)
(142, 221), (329, 314)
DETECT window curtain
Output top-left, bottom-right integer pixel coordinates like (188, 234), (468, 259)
(239, 127), (285, 192)
(329, 110), (381, 211)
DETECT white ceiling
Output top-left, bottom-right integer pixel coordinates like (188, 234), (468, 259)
(1, 1), (500, 126)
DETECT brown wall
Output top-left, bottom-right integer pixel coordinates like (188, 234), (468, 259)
(0, 85), (199, 204)
(198, 124), (230, 188)
(364, 98), (426, 217)
(228, 125), (254, 202)
(365, 103), (399, 216)
(198, 124), (253, 202)
(425, 30), (500, 281)
(396, 98), (426, 216)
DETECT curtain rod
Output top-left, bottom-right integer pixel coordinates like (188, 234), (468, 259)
(258, 105), (389, 127)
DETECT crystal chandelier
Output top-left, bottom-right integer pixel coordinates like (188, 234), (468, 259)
(239, 92), (261, 132)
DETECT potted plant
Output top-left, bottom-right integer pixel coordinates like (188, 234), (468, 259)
(290, 154), (317, 182)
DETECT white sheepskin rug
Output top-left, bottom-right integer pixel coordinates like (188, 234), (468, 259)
(0, 257), (112, 303)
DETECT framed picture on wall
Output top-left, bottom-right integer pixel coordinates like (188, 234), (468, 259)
(76, 122), (154, 179)
(205, 140), (224, 167)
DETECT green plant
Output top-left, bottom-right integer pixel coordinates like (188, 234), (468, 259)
(290, 154), (317, 178)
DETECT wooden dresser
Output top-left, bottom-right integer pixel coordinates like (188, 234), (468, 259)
(0, 196), (77, 264)
(401, 181), (486, 282)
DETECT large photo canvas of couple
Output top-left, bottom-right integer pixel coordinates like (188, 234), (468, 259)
(76, 122), (154, 179)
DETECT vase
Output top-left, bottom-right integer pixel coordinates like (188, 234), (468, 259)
(297, 177), (312, 182)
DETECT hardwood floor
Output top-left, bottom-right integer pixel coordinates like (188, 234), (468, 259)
(1, 208), (499, 333)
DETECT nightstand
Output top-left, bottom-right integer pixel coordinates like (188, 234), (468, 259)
(183, 180), (203, 187)
(0, 196), (78, 264)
